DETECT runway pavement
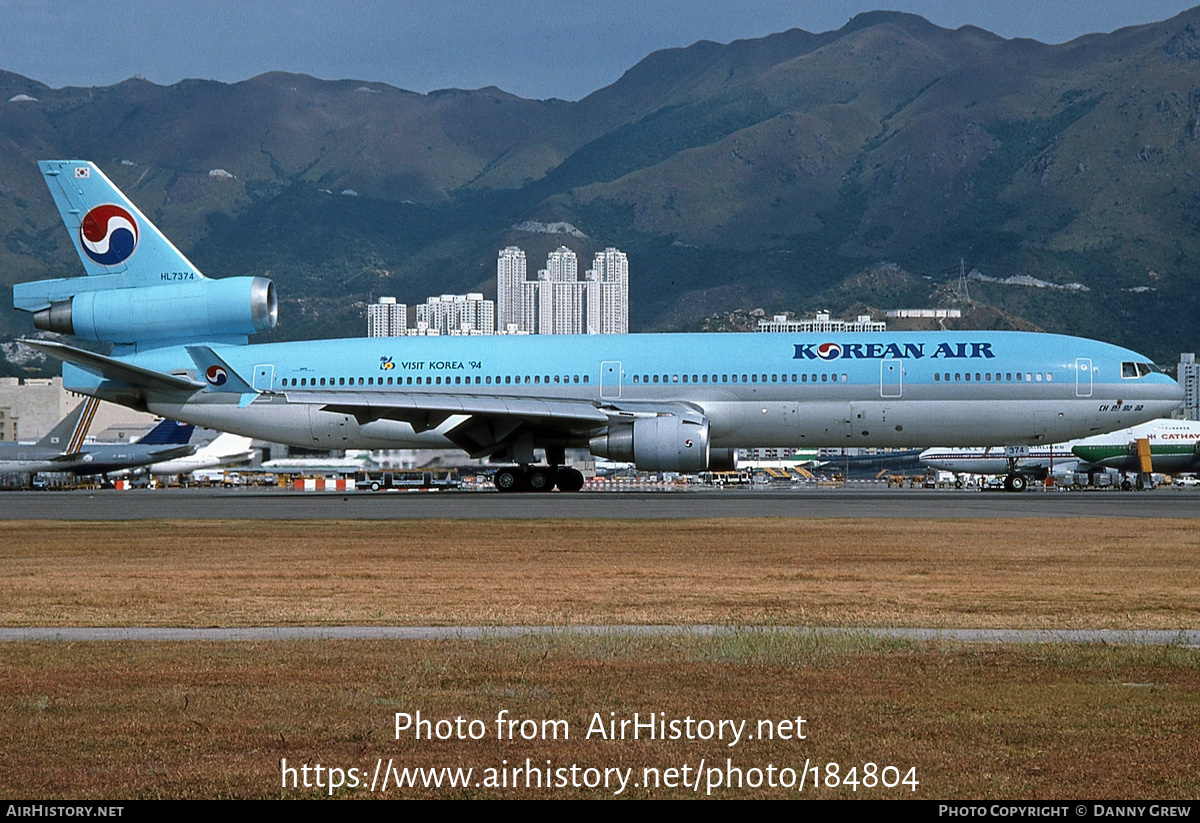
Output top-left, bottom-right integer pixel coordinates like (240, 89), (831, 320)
(0, 484), (1197, 519)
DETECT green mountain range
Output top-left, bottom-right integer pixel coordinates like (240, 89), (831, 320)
(3, 8), (1200, 371)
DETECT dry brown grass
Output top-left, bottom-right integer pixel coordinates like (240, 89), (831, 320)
(0, 518), (1197, 629)
(2, 637), (1197, 799)
(3, 517), (1198, 800)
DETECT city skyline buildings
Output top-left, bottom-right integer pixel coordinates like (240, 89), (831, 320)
(500, 245), (629, 336)
(368, 293), (497, 337)
(369, 244), (630, 338)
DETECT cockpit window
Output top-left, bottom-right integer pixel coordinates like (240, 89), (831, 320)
(1122, 362), (1160, 378)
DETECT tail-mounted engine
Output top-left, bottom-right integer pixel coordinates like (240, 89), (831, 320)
(28, 276), (276, 346)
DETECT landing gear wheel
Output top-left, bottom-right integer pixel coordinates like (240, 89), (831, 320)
(1121, 479), (1133, 491)
(527, 468), (553, 492)
(494, 469), (520, 492)
(555, 468), (586, 493)
(1008, 474), (1028, 493)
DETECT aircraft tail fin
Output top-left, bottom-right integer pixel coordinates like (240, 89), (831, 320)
(36, 161), (205, 283)
(36, 397), (99, 453)
(136, 419), (195, 447)
(13, 161), (276, 349)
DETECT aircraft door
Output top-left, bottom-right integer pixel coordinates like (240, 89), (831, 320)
(1075, 358), (1093, 397)
(600, 360), (622, 399)
(253, 364), (275, 391)
(880, 359), (902, 398)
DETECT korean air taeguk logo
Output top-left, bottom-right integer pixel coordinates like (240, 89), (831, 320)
(79, 204), (138, 266)
(815, 342), (842, 361)
(205, 365), (228, 386)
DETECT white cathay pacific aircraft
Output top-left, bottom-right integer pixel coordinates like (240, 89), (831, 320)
(921, 418), (1200, 491)
(12, 161), (1186, 492)
(1069, 418), (1200, 475)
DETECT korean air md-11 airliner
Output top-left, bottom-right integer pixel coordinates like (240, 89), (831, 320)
(12, 161), (1186, 492)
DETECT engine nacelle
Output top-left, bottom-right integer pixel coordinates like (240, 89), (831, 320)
(33, 276), (276, 345)
(589, 414), (711, 472)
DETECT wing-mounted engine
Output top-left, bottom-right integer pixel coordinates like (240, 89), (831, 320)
(589, 413), (712, 472)
(22, 276), (276, 346)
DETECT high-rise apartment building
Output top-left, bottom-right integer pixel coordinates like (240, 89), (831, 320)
(367, 297), (407, 337)
(496, 246), (526, 330)
(1180, 353), (1199, 420)
(545, 246), (578, 283)
(497, 245), (629, 335)
(586, 247), (629, 335)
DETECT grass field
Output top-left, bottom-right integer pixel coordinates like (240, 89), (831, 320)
(1, 518), (1198, 799)
(1, 518), (1197, 628)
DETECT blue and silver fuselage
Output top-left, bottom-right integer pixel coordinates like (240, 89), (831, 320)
(64, 330), (1183, 452)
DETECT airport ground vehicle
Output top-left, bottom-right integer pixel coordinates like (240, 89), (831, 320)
(356, 469), (459, 491)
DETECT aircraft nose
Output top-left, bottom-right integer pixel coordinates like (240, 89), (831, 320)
(1162, 375), (1186, 405)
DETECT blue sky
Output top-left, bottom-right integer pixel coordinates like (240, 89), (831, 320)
(2, 1), (1197, 100)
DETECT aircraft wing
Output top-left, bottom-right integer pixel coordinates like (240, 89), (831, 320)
(144, 445), (197, 461)
(46, 451), (86, 463)
(283, 390), (693, 460)
(286, 390), (605, 425)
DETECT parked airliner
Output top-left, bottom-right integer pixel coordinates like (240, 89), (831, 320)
(148, 430), (258, 477)
(0, 396), (195, 477)
(12, 161), (1186, 491)
(919, 443), (1083, 491)
(1069, 418), (1200, 475)
(922, 419), (1200, 489)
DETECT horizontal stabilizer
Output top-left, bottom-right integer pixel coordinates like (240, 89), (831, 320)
(20, 339), (203, 393)
(47, 452), (85, 463)
(185, 346), (256, 395)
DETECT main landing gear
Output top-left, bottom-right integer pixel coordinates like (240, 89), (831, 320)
(493, 465), (586, 493)
(1000, 449), (1029, 492)
(1002, 473), (1028, 493)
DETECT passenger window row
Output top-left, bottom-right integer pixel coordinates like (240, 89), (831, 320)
(934, 372), (1052, 383)
(281, 375), (590, 387)
(632, 373), (844, 384)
